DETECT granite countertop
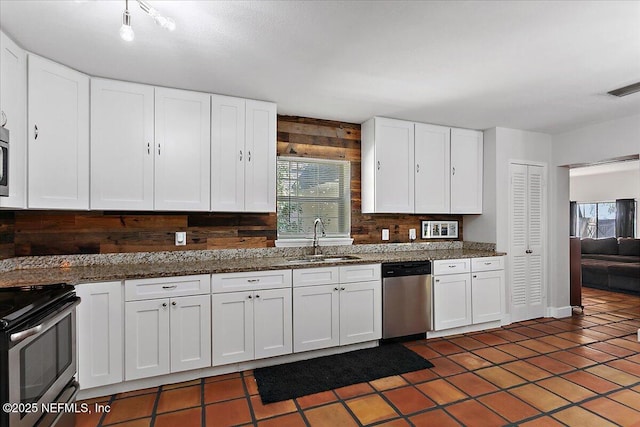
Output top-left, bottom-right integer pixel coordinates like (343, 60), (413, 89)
(0, 243), (504, 289)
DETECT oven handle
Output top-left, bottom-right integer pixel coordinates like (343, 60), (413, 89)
(9, 297), (80, 344)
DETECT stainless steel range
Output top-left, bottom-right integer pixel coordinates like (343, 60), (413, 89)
(0, 285), (80, 427)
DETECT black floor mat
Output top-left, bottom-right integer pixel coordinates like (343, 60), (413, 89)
(253, 344), (434, 404)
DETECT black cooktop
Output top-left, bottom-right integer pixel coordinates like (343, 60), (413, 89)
(0, 284), (75, 330)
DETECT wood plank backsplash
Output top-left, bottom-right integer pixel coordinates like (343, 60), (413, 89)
(2, 116), (463, 258)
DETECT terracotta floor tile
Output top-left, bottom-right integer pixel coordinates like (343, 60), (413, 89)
(75, 409), (104, 427)
(609, 389), (640, 411)
(589, 341), (636, 357)
(552, 406), (617, 427)
(295, 390), (337, 409)
(430, 357), (467, 377)
(576, 328), (617, 341)
(114, 387), (158, 400)
(110, 420), (151, 427)
(256, 412), (307, 427)
(408, 344), (441, 359)
(562, 371), (621, 394)
(473, 332), (509, 346)
(156, 385), (201, 413)
(536, 377), (595, 403)
(369, 375), (409, 391)
(568, 345), (617, 362)
(204, 372), (242, 383)
(607, 358), (640, 376)
(492, 329), (529, 342)
(518, 339), (561, 353)
(582, 397), (640, 426)
(448, 352), (493, 370)
(526, 355), (574, 374)
(537, 335), (578, 349)
(383, 386), (436, 415)
(155, 407), (201, 427)
(448, 336), (487, 350)
(334, 382), (375, 399)
(244, 375), (259, 395)
(502, 360), (553, 381)
(471, 347), (517, 364)
(427, 340), (465, 355)
(249, 395), (297, 420)
(447, 372), (498, 396)
(587, 364), (640, 386)
(102, 394), (156, 425)
(547, 350), (597, 368)
(446, 399), (508, 427)
(346, 394), (397, 424)
(518, 415), (565, 426)
(376, 419), (412, 427)
(205, 398), (252, 427)
(556, 331), (598, 345)
(475, 366), (527, 388)
(591, 325), (634, 337)
(204, 378), (246, 403)
(627, 353), (640, 364)
(162, 379), (201, 390)
(510, 326), (548, 338)
(478, 391), (540, 423)
(495, 343), (539, 358)
(410, 408), (462, 427)
(509, 384), (570, 412)
(303, 402), (358, 427)
(401, 368), (438, 384)
(415, 379), (467, 405)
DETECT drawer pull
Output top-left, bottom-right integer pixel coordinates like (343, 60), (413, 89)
(448, 265), (456, 268)
(247, 279), (260, 283)
(162, 285), (178, 290)
(171, 301), (177, 306)
(484, 262), (492, 265)
(162, 302), (167, 308)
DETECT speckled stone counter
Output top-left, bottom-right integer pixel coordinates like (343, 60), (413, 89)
(0, 242), (504, 288)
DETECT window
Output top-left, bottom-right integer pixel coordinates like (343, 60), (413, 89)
(576, 202), (616, 238)
(276, 157), (351, 240)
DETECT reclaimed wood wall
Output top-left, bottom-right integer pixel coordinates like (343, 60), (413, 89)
(1, 116), (463, 258)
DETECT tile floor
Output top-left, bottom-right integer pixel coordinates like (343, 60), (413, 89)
(76, 287), (640, 427)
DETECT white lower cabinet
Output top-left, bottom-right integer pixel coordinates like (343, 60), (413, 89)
(124, 276), (211, 380)
(76, 281), (123, 389)
(471, 257), (505, 324)
(293, 265), (381, 352)
(212, 270), (293, 366)
(433, 273), (472, 331)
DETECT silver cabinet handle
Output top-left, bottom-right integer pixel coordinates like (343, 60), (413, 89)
(162, 285), (177, 289)
(247, 279), (260, 283)
(341, 287), (345, 291)
(255, 294), (260, 298)
(473, 275), (477, 278)
(334, 287), (339, 291)
(162, 302), (168, 307)
(34, 124), (38, 140)
(484, 262), (492, 265)
(416, 164), (420, 173)
(171, 301), (177, 306)
(435, 279), (440, 283)
(147, 142), (150, 155)
(452, 166), (456, 175)
(449, 265), (456, 268)
(157, 143), (161, 155)
(526, 249), (532, 254)
(1, 110), (6, 127)
(239, 150), (243, 161)
(377, 161), (380, 170)
(248, 150), (251, 162)
(248, 294), (253, 299)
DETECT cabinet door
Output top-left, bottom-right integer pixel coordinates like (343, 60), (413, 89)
(450, 128), (483, 214)
(374, 118), (414, 213)
(90, 79), (154, 210)
(28, 54), (89, 209)
(471, 270), (504, 324)
(0, 31), (27, 208)
(293, 284), (339, 352)
(339, 280), (381, 345)
(244, 100), (276, 212)
(76, 282), (123, 389)
(170, 294), (212, 372)
(254, 288), (292, 359)
(155, 87), (211, 211)
(414, 123), (450, 213)
(212, 291), (254, 365)
(211, 95), (245, 211)
(125, 299), (170, 380)
(433, 273), (472, 330)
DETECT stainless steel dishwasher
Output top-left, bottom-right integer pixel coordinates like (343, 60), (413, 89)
(382, 261), (432, 340)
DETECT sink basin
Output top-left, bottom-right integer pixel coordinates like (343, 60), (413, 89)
(284, 255), (361, 264)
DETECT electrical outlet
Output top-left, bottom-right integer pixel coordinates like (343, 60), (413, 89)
(382, 229), (390, 241)
(409, 228), (417, 240)
(175, 231), (186, 246)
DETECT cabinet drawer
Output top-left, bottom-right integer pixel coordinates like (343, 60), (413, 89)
(293, 267), (339, 287)
(212, 269), (292, 293)
(472, 256), (504, 272)
(433, 258), (471, 275)
(125, 274), (211, 301)
(339, 264), (381, 283)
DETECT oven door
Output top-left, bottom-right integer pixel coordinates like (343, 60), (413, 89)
(7, 297), (80, 427)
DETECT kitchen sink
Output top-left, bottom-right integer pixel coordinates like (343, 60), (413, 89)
(284, 255), (361, 264)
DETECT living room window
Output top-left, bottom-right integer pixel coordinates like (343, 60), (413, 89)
(276, 157), (351, 242)
(574, 200), (637, 238)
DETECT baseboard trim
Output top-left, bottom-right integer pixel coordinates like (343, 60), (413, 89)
(547, 305), (572, 318)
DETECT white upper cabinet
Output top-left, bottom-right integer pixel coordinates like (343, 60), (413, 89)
(91, 79), (154, 210)
(154, 87), (211, 211)
(361, 117), (414, 213)
(362, 117), (483, 214)
(28, 54), (89, 209)
(0, 31), (27, 209)
(450, 128), (483, 214)
(415, 123), (451, 214)
(211, 95), (276, 212)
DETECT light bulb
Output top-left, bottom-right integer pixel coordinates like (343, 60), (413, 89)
(164, 17), (176, 31)
(153, 14), (167, 27)
(120, 10), (134, 41)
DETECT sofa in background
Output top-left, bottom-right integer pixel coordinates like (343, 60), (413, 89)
(581, 237), (640, 294)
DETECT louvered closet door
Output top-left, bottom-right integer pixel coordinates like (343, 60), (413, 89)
(510, 163), (545, 322)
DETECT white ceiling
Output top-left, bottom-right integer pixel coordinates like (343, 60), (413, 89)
(570, 159), (640, 177)
(1, 0), (639, 134)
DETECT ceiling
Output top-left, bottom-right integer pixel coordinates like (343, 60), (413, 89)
(570, 159), (640, 177)
(1, 0), (639, 134)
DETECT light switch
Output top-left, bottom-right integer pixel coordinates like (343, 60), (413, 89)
(382, 229), (390, 241)
(175, 231), (186, 246)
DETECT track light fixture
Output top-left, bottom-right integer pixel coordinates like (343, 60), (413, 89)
(120, 0), (175, 42)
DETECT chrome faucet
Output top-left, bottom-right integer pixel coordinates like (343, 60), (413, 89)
(312, 218), (326, 256)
